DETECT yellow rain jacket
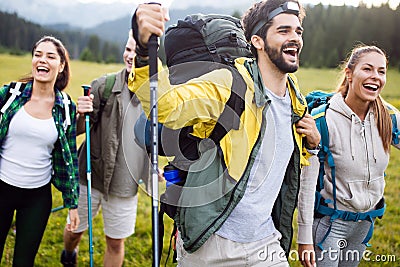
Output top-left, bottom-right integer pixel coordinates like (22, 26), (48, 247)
(128, 57), (312, 254)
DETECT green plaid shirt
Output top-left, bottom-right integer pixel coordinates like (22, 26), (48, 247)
(0, 81), (79, 208)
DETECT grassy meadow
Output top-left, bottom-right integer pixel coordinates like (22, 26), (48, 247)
(0, 53), (399, 266)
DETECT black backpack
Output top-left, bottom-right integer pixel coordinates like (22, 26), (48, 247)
(164, 13), (252, 67)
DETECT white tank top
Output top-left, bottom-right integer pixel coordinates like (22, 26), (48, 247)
(0, 106), (58, 188)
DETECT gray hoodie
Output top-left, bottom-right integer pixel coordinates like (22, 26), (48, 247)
(297, 92), (400, 244)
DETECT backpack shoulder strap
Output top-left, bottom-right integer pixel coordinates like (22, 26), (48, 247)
(93, 73), (116, 130)
(312, 103), (340, 250)
(312, 103), (337, 211)
(208, 66), (246, 143)
(61, 91), (72, 132)
(311, 104), (330, 192)
(386, 104), (400, 145)
(311, 104), (330, 157)
(1, 82), (26, 115)
(102, 72), (116, 104)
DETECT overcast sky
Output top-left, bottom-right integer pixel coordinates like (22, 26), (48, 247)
(1, 0), (398, 29)
(78, 0), (400, 9)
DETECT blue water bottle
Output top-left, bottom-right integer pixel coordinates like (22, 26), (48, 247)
(163, 163), (181, 188)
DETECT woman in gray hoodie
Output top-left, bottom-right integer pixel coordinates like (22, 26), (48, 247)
(298, 44), (400, 267)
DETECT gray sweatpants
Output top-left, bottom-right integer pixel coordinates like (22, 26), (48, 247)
(313, 216), (372, 267)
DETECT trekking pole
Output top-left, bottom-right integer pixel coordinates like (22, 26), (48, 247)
(148, 33), (160, 267)
(51, 205), (65, 213)
(134, 2), (173, 265)
(81, 85), (94, 267)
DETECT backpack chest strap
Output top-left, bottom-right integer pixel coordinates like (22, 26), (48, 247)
(316, 197), (385, 222)
(315, 191), (386, 250)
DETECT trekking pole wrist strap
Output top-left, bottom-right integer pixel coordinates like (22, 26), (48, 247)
(135, 55), (149, 67)
(131, 10), (149, 57)
(135, 45), (149, 57)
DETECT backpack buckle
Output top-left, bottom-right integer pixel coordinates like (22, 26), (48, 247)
(229, 31), (237, 42)
(207, 44), (217, 54)
(342, 211), (360, 221)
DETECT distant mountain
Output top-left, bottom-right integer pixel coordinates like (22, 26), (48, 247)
(84, 6), (243, 49)
(46, 23), (81, 32)
(85, 15), (131, 48)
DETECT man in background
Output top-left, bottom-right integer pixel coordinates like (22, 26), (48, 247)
(61, 30), (150, 267)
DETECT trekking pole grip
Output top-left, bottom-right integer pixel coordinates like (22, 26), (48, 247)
(148, 35), (158, 78)
(82, 85), (91, 97)
(81, 85), (92, 117)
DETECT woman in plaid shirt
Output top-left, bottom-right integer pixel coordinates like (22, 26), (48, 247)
(0, 36), (79, 267)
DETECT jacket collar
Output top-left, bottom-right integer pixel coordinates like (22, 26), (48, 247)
(20, 81), (32, 99)
(244, 59), (307, 117)
(54, 88), (65, 109)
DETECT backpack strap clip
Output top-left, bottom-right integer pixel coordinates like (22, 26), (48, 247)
(0, 82), (25, 122)
(207, 44), (217, 54)
(229, 30), (237, 42)
(1, 82), (23, 114)
(61, 92), (71, 132)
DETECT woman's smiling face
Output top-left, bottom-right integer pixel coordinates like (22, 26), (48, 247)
(346, 51), (387, 104)
(32, 41), (64, 84)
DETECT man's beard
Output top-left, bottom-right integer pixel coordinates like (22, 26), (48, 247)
(265, 43), (299, 73)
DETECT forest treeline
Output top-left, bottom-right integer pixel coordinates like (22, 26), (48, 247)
(1, 3), (400, 69)
(301, 3), (400, 69)
(0, 11), (121, 63)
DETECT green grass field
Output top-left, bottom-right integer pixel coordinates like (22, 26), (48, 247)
(0, 54), (399, 266)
